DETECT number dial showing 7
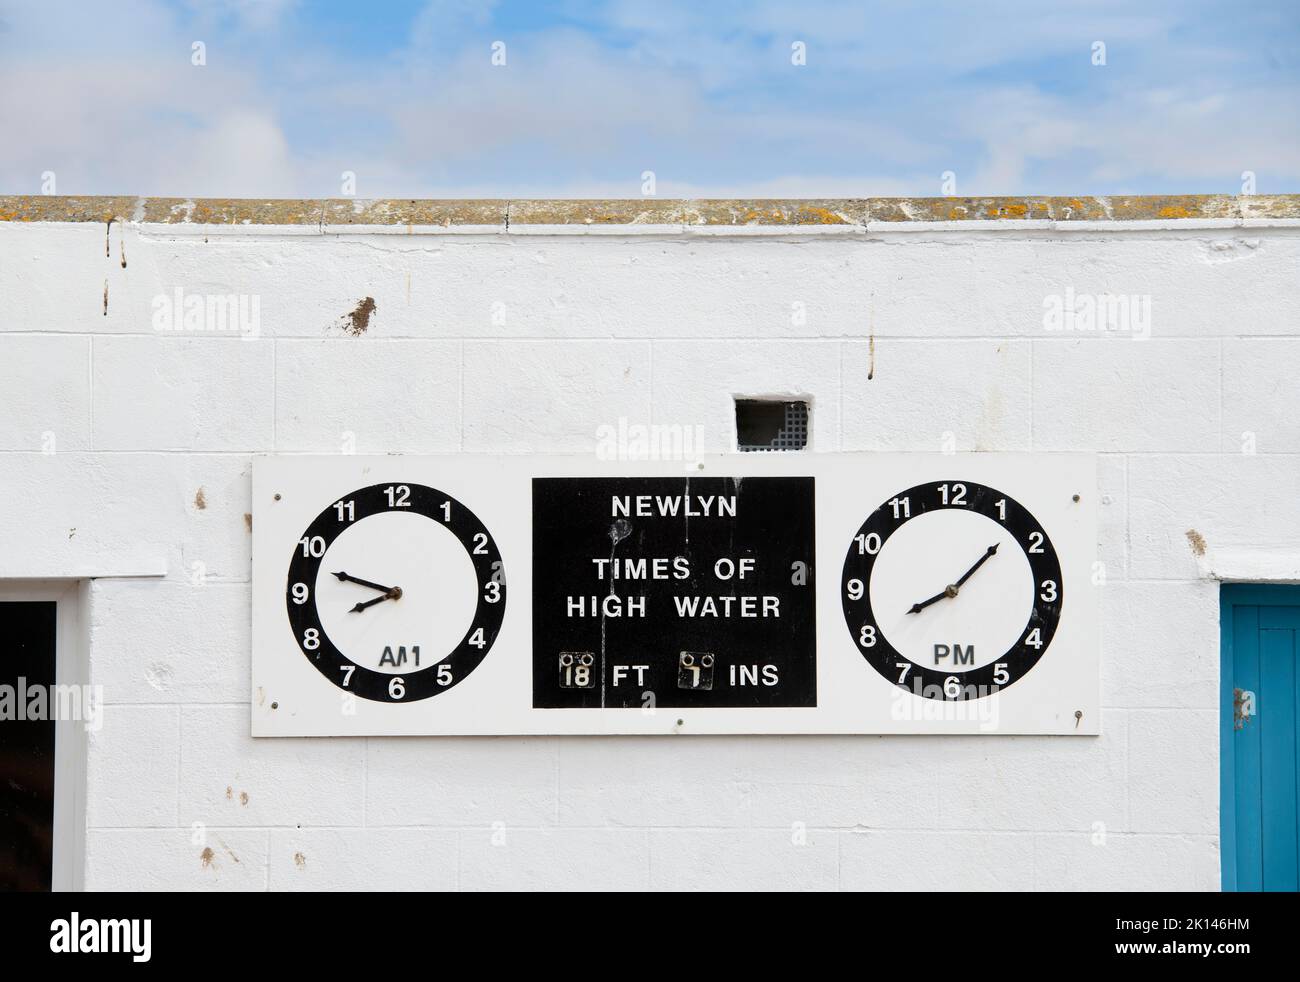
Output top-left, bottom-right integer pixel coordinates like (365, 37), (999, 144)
(286, 483), (506, 703)
(841, 481), (1063, 701)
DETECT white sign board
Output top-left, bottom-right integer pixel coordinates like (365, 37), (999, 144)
(251, 454), (1099, 736)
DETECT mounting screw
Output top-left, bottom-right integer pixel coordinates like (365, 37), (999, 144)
(676, 718), (684, 726)
(1074, 709), (1082, 728)
(271, 702), (279, 710)
(1072, 494), (1080, 502)
(274, 493), (282, 501)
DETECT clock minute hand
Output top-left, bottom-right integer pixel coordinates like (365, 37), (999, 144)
(333, 571), (395, 594)
(954, 543), (1000, 588)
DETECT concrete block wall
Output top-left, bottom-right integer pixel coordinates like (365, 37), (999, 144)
(3, 198), (1297, 891)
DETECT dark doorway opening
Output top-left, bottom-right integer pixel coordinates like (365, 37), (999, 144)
(0, 601), (57, 892)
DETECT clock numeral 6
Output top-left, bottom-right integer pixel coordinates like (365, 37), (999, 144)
(859, 624), (877, 648)
(944, 676), (963, 699)
(388, 677), (406, 700)
(845, 578), (865, 601)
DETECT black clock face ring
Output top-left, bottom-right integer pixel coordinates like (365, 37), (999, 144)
(841, 480), (1063, 701)
(286, 483), (506, 703)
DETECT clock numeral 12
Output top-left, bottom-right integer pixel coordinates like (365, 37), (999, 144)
(939, 483), (967, 505)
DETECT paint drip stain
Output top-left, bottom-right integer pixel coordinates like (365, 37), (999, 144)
(1185, 529), (1207, 556)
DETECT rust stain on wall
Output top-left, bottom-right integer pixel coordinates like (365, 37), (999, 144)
(340, 296), (376, 336)
(1185, 528), (1207, 556)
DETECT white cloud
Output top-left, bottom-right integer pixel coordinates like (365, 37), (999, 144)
(0, 0), (1295, 197)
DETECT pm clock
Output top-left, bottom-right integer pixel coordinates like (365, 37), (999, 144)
(840, 480), (1063, 701)
(285, 482), (506, 703)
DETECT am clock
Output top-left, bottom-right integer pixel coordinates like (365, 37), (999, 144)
(285, 482), (506, 703)
(841, 480), (1063, 701)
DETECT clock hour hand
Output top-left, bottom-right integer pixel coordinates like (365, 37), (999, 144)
(906, 544), (999, 614)
(333, 571), (395, 594)
(349, 593), (394, 614)
(906, 590), (949, 615)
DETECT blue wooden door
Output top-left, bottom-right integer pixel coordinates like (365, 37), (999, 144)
(1222, 585), (1300, 891)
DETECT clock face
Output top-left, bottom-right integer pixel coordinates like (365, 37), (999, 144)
(285, 483), (506, 703)
(841, 481), (1062, 701)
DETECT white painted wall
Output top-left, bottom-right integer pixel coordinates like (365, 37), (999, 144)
(3, 213), (1298, 891)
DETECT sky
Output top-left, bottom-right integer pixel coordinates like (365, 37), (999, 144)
(1, 0), (1297, 199)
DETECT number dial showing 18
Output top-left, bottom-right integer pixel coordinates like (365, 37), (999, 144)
(841, 481), (1062, 701)
(286, 483), (506, 703)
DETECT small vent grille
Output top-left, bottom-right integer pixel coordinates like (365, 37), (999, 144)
(735, 400), (809, 452)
